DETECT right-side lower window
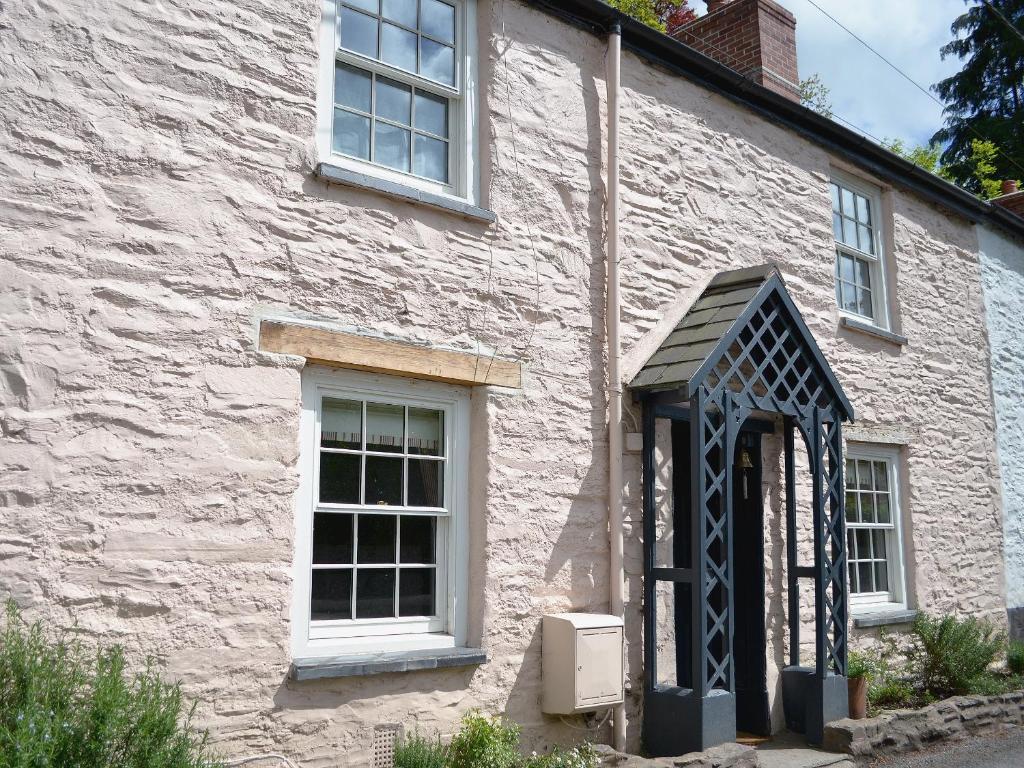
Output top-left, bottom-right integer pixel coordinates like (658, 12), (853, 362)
(831, 176), (889, 328)
(845, 447), (907, 613)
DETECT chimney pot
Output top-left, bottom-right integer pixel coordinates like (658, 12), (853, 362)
(1001, 179), (1019, 196)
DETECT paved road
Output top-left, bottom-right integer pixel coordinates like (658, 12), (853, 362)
(871, 729), (1024, 768)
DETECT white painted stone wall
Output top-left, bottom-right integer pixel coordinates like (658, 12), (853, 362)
(978, 224), (1024, 636)
(0, 0), (1006, 763)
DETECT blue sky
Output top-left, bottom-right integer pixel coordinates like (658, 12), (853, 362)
(689, 0), (970, 147)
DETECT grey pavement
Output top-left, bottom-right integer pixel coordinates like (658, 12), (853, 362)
(869, 728), (1024, 768)
(755, 733), (856, 768)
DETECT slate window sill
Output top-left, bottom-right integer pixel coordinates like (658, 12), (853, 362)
(853, 609), (918, 629)
(314, 162), (496, 224)
(290, 647), (488, 681)
(839, 316), (908, 346)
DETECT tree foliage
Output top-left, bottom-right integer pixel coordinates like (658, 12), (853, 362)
(884, 136), (1016, 199)
(799, 74), (833, 118)
(932, 0), (1024, 193)
(606, 0), (697, 33)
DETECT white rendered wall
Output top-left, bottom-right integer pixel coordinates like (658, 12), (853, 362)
(979, 224), (1024, 635)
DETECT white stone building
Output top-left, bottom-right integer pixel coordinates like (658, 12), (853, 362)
(1, 0), (1022, 763)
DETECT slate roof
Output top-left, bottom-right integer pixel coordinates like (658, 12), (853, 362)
(630, 264), (854, 420)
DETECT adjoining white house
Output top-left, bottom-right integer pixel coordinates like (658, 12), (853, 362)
(1, 0), (1021, 764)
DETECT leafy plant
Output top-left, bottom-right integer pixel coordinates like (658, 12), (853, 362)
(0, 599), (221, 768)
(847, 650), (870, 680)
(395, 732), (448, 768)
(447, 712), (522, 768)
(524, 743), (598, 768)
(799, 74), (833, 119)
(911, 612), (1005, 698)
(606, 0), (697, 33)
(1008, 639), (1024, 676)
(868, 678), (915, 710)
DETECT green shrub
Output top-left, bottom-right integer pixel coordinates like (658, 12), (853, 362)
(911, 612), (1005, 698)
(1008, 639), (1024, 676)
(847, 650), (870, 680)
(447, 712), (521, 768)
(868, 679), (914, 710)
(394, 732), (447, 768)
(0, 600), (221, 768)
(524, 743), (598, 768)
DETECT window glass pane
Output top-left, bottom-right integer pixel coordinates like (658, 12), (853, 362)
(340, 6), (379, 59)
(408, 408), (443, 456)
(311, 569), (352, 620)
(857, 287), (874, 318)
(319, 452), (361, 504)
(845, 491), (857, 522)
(400, 516), (436, 563)
(333, 109), (371, 160)
(374, 122), (411, 171)
(873, 461), (889, 492)
(845, 458), (856, 484)
(857, 460), (873, 490)
(399, 568), (435, 616)
(842, 217), (858, 248)
(420, 37), (454, 85)
(847, 529), (857, 559)
(830, 183), (841, 213)
(313, 513), (354, 564)
(860, 493), (877, 524)
(421, 0), (455, 44)
(345, 0), (379, 12)
(856, 194), (871, 224)
(832, 213), (843, 242)
(855, 257), (871, 289)
(376, 77), (412, 125)
(841, 187), (855, 217)
(876, 493), (891, 523)
(855, 529), (872, 559)
(382, 0), (417, 27)
(335, 63), (372, 112)
(357, 514), (397, 563)
(839, 253), (855, 283)
(849, 561), (859, 593)
(858, 562), (874, 593)
(872, 529), (887, 560)
(355, 568), (396, 618)
(365, 455), (403, 506)
(381, 22), (417, 72)
(414, 91), (448, 137)
(858, 224), (874, 255)
(322, 398), (362, 450)
(874, 561), (889, 593)
(366, 403), (404, 452)
(414, 134), (448, 182)
(841, 282), (858, 314)
(408, 458), (443, 507)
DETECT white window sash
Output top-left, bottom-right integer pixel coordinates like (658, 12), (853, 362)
(316, 0), (479, 204)
(292, 367), (470, 658)
(831, 172), (891, 330)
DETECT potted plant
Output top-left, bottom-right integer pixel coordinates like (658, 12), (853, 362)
(847, 650), (870, 719)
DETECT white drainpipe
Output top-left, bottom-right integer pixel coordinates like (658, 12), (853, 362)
(606, 20), (626, 753)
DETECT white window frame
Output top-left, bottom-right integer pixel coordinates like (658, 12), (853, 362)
(831, 172), (891, 331)
(845, 444), (907, 615)
(291, 366), (470, 658)
(315, 0), (480, 206)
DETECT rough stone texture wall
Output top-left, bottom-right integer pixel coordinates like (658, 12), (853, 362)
(978, 225), (1024, 638)
(0, 0), (1006, 765)
(823, 691), (1024, 758)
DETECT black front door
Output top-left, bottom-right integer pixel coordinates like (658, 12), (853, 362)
(733, 430), (770, 736)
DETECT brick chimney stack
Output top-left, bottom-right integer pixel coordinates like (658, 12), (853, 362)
(993, 180), (1024, 219)
(671, 0), (801, 102)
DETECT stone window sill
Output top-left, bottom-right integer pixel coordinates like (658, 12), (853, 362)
(290, 646), (488, 681)
(314, 162), (496, 224)
(839, 316), (908, 346)
(853, 609), (918, 629)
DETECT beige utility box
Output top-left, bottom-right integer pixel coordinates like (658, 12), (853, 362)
(541, 613), (624, 714)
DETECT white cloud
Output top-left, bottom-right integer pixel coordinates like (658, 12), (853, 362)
(689, 0), (968, 146)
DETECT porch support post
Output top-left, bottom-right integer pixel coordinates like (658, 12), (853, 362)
(784, 416), (799, 668)
(641, 400), (657, 696)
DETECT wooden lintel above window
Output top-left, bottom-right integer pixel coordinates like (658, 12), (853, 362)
(259, 320), (522, 389)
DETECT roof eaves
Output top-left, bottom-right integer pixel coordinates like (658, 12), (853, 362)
(523, 0), (1024, 244)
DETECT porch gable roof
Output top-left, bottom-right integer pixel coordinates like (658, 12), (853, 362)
(629, 264), (854, 421)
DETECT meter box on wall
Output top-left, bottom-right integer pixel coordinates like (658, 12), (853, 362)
(541, 614), (624, 714)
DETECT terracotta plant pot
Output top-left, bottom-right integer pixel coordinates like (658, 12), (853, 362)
(848, 676), (868, 719)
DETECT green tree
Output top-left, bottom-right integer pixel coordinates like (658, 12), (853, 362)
(607, 0), (696, 33)
(799, 73), (833, 118)
(883, 138), (946, 175)
(883, 137), (1016, 199)
(932, 0), (1024, 193)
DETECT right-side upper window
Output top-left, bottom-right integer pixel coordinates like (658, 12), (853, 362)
(831, 177), (889, 328)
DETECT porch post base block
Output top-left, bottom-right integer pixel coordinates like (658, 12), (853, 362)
(642, 686), (736, 757)
(781, 666), (849, 744)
